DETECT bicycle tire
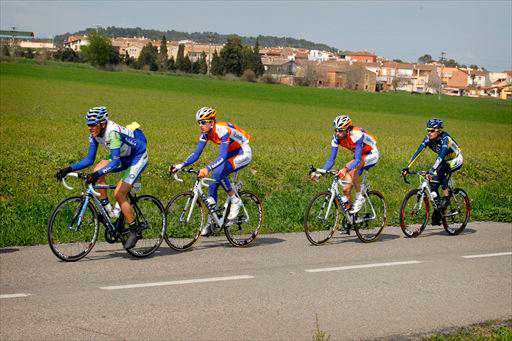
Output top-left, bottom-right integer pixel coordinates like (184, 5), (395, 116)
(304, 192), (340, 245)
(224, 191), (263, 247)
(48, 196), (99, 262)
(442, 188), (471, 236)
(400, 189), (429, 238)
(126, 195), (166, 258)
(164, 191), (204, 251)
(354, 190), (386, 243)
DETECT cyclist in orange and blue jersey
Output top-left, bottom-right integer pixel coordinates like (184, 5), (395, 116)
(311, 114), (379, 213)
(402, 118), (463, 223)
(170, 107), (252, 236)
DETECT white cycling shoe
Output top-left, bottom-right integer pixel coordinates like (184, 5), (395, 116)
(201, 216), (213, 236)
(350, 194), (366, 214)
(228, 196), (242, 220)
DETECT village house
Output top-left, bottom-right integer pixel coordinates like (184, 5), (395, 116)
(20, 40), (54, 49)
(441, 67), (469, 96)
(63, 35), (89, 52)
(343, 51), (378, 63)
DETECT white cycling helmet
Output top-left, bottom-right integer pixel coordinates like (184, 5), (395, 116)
(85, 106), (108, 125)
(333, 114), (352, 130)
(195, 107), (216, 121)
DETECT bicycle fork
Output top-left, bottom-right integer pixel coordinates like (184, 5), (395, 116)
(69, 195), (91, 232)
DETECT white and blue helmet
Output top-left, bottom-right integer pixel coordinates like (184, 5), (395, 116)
(85, 106), (108, 125)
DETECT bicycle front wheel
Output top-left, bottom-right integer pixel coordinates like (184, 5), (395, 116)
(126, 195), (166, 258)
(400, 189), (429, 238)
(304, 192), (340, 245)
(48, 196), (99, 262)
(165, 192), (204, 251)
(224, 191), (263, 247)
(442, 188), (471, 235)
(354, 191), (386, 243)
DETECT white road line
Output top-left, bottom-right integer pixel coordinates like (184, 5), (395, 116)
(305, 260), (422, 273)
(0, 293), (31, 299)
(462, 252), (512, 259)
(100, 275), (254, 290)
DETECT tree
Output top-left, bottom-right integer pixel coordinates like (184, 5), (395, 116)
(220, 35), (243, 76)
(443, 59), (459, 67)
(158, 35), (168, 71)
(469, 64), (479, 70)
(210, 49), (224, 75)
(393, 59), (404, 63)
(167, 56), (176, 71)
(392, 77), (410, 91)
(198, 51), (208, 74)
(1, 45), (10, 57)
(80, 32), (119, 67)
(426, 69), (442, 94)
(252, 38), (265, 77)
(138, 43), (158, 71)
(418, 54), (433, 64)
(175, 43), (186, 71)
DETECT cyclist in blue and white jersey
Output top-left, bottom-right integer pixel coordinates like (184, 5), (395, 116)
(170, 107), (252, 236)
(402, 118), (463, 224)
(56, 106), (149, 249)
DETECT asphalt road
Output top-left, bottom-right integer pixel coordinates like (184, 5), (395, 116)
(1, 222), (511, 340)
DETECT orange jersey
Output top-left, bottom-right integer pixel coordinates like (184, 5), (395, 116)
(206, 122), (250, 152)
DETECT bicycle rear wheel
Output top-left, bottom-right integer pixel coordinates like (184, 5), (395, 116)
(165, 192), (204, 251)
(224, 191), (263, 247)
(442, 188), (471, 235)
(126, 195), (166, 258)
(400, 189), (429, 238)
(354, 190), (386, 243)
(304, 192), (340, 245)
(48, 196), (99, 262)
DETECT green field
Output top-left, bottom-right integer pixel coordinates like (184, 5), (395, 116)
(1, 60), (511, 247)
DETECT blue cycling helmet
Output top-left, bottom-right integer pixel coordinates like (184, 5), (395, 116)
(86, 106), (108, 125)
(427, 118), (443, 130)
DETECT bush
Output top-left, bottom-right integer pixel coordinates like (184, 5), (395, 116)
(241, 69), (256, 82)
(260, 74), (276, 84)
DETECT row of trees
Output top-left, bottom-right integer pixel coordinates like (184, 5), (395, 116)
(49, 32), (265, 77)
(417, 53), (484, 70)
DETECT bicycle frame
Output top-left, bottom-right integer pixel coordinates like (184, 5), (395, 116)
(410, 173), (442, 211)
(319, 170), (378, 225)
(175, 171), (249, 229)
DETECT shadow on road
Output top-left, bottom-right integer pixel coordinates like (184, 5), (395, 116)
(415, 226), (477, 238)
(0, 248), (19, 254)
(328, 232), (401, 244)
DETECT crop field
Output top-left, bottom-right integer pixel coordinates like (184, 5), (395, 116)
(1, 60), (511, 246)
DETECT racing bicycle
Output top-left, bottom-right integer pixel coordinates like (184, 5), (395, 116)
(165, 168), (263, 250)
(48, 172), (166, 261)
(400, 170), (471, 237)
(304, 166), (387, 244)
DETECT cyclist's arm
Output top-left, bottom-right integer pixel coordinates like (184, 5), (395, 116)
(322, 135), (339, 171)
(207, 134), (229, 171)
(181, 134), (207, 167)
(431, 135), (450, 173)
(70, 136), (98, 171)
(96, 131), (122, 176)
(407, 137), (428, 168)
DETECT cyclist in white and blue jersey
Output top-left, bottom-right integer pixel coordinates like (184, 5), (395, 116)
(56, 107), (148, 249)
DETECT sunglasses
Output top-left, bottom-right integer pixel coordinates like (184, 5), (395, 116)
(198, 120), (213, 125)
(426, 128), (438, 133)
(335, 128), (348, 133)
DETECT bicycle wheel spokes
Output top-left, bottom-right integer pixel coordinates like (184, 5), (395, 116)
(165, 192), (203, 251)
(126, 195), (166, 258)
(48, 196), (98, 262)
(354, 191), (386, 243)
(442, 188), (471, 236)
(400, 189), (429, 238)
(304, 192), (339, 245)
(224, 191), (263, 247)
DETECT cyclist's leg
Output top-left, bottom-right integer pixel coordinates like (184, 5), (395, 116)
(115, 152), (148, 223)
(226, 145), (252, 197)
(92, 160), (110, 199)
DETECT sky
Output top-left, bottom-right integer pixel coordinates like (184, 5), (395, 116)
(1, 0), (511, 71)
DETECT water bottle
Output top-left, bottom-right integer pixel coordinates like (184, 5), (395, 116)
(112, 202), (121, 219)
(101, 200), (116, 220)
(431, 191), (438, 200)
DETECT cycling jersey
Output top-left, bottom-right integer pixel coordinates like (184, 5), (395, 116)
(323, 128), (378, 172)
(407, 132), (462, 173)
(182, 122), (250, 171)
(71, 121), (147, 180)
